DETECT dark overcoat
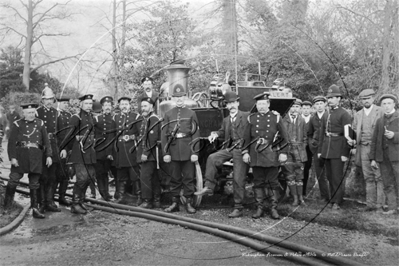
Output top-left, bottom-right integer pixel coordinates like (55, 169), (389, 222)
(94, 113), (116, 161)
(307, 111), (328, 154)
(137, 113), (161, 163)
(36, 105), (60, 163)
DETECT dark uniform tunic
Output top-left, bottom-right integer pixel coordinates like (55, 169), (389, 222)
(137, 113), (161, 200)
(243, 111), (289, 190)
(8, 118), (52, 189)
(318, 106), (351, 205)
(55, 109), (73, 182)
(36, 106), (59, 163)
(161, 106), (200, 197)
(113, 111), (141, 183)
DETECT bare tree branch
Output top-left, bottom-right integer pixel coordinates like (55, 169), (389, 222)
(32, 32), (70, 44)
(30, 55), (80, 73)
(1, 27), (27, 38)
(3, 3), (28, 23)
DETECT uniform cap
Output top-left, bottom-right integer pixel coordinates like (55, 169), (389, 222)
(358, 89), (375, 99)
(224, 91), (239, 103)
(100, 96), (114, 105)
(301, 100), (312, 107)
(118, 96), (131, 103)
(78, 94), (94, 101)
(141, 76), (153, 84)
(140, 96), (155, 105)
(56, 94), (71, 102)
(313, 95), (327, 104)
(21, 103), (39, 109)
(379, 94), (398, 104)
(293, 98), (302, 106)
(254, 92), (270, 101)
(326, 84), (342, 98)
(172, 84), (186, 97)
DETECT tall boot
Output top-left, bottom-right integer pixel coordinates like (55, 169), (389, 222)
(252, 188), (265, 219)
(164, 196), (180, 212)
(185, 197), (196, 214)
(289, 184), (299, 206)
(46, 182), (61, 212)
(104, 175), (112, 200)
(135, 180), (142, 206)
(115, 181), (127, 204)
(3, 185), (16, 209)
(38, 184), (46, 213)
(297, 185), (306, 206)
(70, 186), (87, 214)
(30, 189), (45, 219)
(97, 175), (107, 201)
(58, 180), (71, 206)
(153, 192), (161, 208)
(269, 189), (280, 219)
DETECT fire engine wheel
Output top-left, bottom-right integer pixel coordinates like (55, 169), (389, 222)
(179, 161), (203, 207)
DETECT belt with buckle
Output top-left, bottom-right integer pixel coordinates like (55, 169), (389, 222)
(175, 133), (189, 139)
(257, 138), (270, 145)
(48, 132), (55, 140)
(16, 141), (43, 150)
(120, 134), (136, 142)
(325, 132), (343, 137)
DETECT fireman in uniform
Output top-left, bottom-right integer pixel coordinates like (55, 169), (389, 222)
(93, 96), (116, 201)
(36, 84), (61, 212)
(113, 96), (141, 205)
(242, 92), (289, 219)
(318, 85), (352, 210)
(60, 94), (97, 214)
(281, 98), (308, 206)
(161, 86), (200, 214)
(4, 103), (52, 218)
(55, 94), (73, 206)
(137, 97), (161, 209)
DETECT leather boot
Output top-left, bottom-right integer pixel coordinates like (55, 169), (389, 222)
(30, 189), (45, 219)
(252, 188), (265, 219)
(164, 196), (180, 212)
(114, 175), (121, 200)
(46, 183), (61, 212)
(4, 185), (16, 209)
(139, 199), (153, 209)
(289, 185), (299, 206)
(153, 193), (161, 208)
(58, 180), (71, 206)
(70, 186), (87, 214)
(38, 184), (46, 213)
(269, 189), (280, 220)
(297, 185), (306, 206)
(115, 181), (128, 204)
(185, 197), (196, 214)
(135, 180), (143, 206)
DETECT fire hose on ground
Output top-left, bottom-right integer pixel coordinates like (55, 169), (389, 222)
(1, 177), (364, 266)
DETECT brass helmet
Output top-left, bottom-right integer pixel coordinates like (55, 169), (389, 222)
(41, 83), (55, 99)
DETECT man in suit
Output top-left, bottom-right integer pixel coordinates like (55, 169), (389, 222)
(242, 92), (289, 219)
(370, 94), (399, 215)
(301, 100), (313, 197)
(318, 85), (352, 210)
(137, 77), (160, 114)
(4, 103), (52, 218)
(352, 89), (384, 211)
(307, 96), (330, 203)
(161, 85), (200, 214)
(60, 94), (97, 214)
(93, 96), (116, 201)
(195, 91), (250, 218)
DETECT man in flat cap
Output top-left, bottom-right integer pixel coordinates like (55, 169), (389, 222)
(93, 96), (116, 201)
(112, 96), (142, 205)
(36, 84), (61, 213)
(137, 97), (161, 209)
(318, 85), (352, 210)
(4, 103), (52, 218)
(242, 92), (289, 219)
(137, 77), (159, 114)
(370, 94), (399, 215)
(301, 100), (313, 196)
(195, 91), (250, 218)
(281, 98), (308, 206)
(307, 96), (330, 203)
(161, 85), (200, 214)
(352, 89), (384, 211)
(60, 94), (97, 214)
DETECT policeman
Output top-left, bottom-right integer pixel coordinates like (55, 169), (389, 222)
(281, 98), (308, 206)
(161, 86), (200, 214)
(195, 91), (250, 218)
(60, 94), (97, 214)
(55, 94), (73, 206)
(113, 96), (141, 205)
(137, 97), (161, 209)
(242, 92), (289, 219)
(318, 85), (352, 210)
(93, 96), (116, 201)
(4, 103), (52, 218)
(307, 96), (330, 203)
(36, 84), (61, 212)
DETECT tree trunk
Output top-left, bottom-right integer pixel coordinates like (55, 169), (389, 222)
(119, 0), (126, 93)
(112, 0), (118, 100)
(23, 0), (33, 91)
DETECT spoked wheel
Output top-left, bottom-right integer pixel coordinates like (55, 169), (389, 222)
(179, 162), (203, 207)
